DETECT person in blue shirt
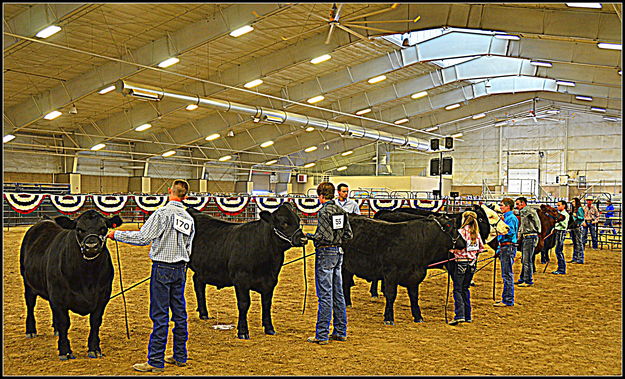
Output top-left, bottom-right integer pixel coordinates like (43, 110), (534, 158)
(604, 200), (616, 235)
(494, 197), (519, 307)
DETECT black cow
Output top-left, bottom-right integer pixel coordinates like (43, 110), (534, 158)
(341, 214), (466, 325)
(20, 210), (123, 360)
(187, 203), (307, 339)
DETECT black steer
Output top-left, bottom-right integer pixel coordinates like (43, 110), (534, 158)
(20, 210), (123, 360)
(341, 214), (466, 325)
(187, 203), (307, 339)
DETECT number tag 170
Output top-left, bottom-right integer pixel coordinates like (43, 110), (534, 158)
(173, 214), (192, 236)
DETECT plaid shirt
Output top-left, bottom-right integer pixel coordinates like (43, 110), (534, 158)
(583, 204), (600, 223)
(114, 200), (195, 263)
(311, 200), (353, 247)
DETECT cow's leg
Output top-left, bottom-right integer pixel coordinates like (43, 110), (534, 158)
(369, 280), (379, 298)
(341, 267), (355, 307)
(24, 284), (38, 338)
(193, 274), (211, 320)
(87, 303), (106, 358)
(407, 269), (427, 323)
(382, 277), (398, 325)
(234, 286), (251, 339)
(51, 305), (75, 360)
(260, 287), (276, 335)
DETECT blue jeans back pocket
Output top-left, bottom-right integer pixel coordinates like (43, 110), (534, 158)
(155, 265), (176, 284)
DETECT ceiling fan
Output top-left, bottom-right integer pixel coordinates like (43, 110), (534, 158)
(496, 100), (564, 125)
(278, 3), (421, 45)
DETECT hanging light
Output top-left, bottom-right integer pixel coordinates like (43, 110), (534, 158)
(205, 133), (220, 141)
(219, 155), (232, 161)
(91, 143), (106, 151)
(36, 25), (61, 38)
(135, 123), (152, 132)
(304, 146), (318, 152)
(186, 104), (199, 111)
(230, 25), (254, 37)
(157, 57), (180, 68)
(307, 95), (325, 104)
(260, 141), (274, 148)
(303, 162), (315, 168)
(310, 54), (331, 64)
(244, 79), (263, 88)
(162, 150), (176, 157)
(44, 110), (62, 120)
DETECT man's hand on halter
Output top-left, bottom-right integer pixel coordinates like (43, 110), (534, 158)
(107, 231), (116, 240)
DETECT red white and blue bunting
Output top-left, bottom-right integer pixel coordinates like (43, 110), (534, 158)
(92, 195), (128, 215)
(355, 199), (368, 209)
(134, 195), (168, 213)
(406, 199), (446, 212)
(254, 197), (287, 213)
(292, 197), (323, 215)
(182, 196), (211, 211)
(368, 199), (404, 213)
(214, 196), (250, 216)
(49, 194), (87, 215)
(4, 193), (47, 214)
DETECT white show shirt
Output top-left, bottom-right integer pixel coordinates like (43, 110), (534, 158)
(336, 198), (361, 215)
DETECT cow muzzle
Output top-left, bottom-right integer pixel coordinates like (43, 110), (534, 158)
(76, 233), (106, 260)
(274, 228), (307, 247)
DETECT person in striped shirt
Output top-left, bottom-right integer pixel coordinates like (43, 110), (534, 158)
(108, 179), (195, 372)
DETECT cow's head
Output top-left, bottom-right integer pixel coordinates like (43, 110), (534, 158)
(480, 204), (510, 241)
(430, 215), (467, 251)
(540, 204), (565, 224)
(55, 210), (124, 260)
(259, 203), (307, 247)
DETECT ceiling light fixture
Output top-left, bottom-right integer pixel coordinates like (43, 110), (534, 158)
(303, 162), (316, 168)
(367, 75), (387, 84)
(219, 155), (232, 161)
(394, 118), (409, 125)
(451, 133), (463, 138)
(162, 150), (176, 157)
(411, 91), (428, 99)
(43, 111), (62, 120)
(91, 143), (106, 151)
(157, 57), (180, 68)
(3, 134), (16, 143)
(495, 34), (520, 40)
(603, 116), (620, 122)
(186, 104), (198, 111)
(98, 85), (116, 95)
(495, 121), (508, 126)
(260, 141), (274, 148)
(36, 25), (61, 38)
(230, 25), (254, 37)
(355, 108), (371, 116)
(307, 95), (324, 104)
(472, 113), (486, 120)
(445, 103), (461, 110)
(205, 133), (220, 141)
(135, 123), (152, 132)
(265, 159), (278, 165)
(575, 95), (593, 101)
(590, 107), (606, 113)
(530, 61), (553, 68)
(337, 166), (348, 171)
(597, 42), (622, 50)
(341, 150), (353, 156)
(565, 3), (602, 8)
(244, 79), (263, 88)
(424, 126), (439, 132)
(305, 126), (315, 132)
(310, 54), (331, 64)
(556, 80), (576, 87)
(304, 146), (318, 153)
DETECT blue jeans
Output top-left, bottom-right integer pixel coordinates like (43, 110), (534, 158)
(582, 222), (598, 249)
(570, 226), (585, 263)
(314, 247), (347, 341)
(604, 219), (616, 234)
(519, 235), (538, 284)
(147, 261), (188, 368)
(498, 244), (517, 306)
(554, 230), (567, 274)
(451, 260), (476, 320)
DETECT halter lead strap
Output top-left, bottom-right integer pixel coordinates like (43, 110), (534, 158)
(75, 232), (106, 260)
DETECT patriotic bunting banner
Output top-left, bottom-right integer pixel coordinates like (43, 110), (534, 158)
(92, 195), (128, 215)
(254, 197), (287, 212)
(355, 199), (368, 208)
(134, 195), (168, 213)
(4, 193), (47, 214)
(49, 194), (86, 215)
(368, 199), (404, 213)
(292, 197), (323, 215)
(182, 196), (211, 211)
(214, 196), (250, 216)
(407, 199), (446, 212)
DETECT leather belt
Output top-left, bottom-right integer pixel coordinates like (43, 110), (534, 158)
(318, 244), (340, 248)
(499, 242), (515, 246)
(523, 233), (538, 237)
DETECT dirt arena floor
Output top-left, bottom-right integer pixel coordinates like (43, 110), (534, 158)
(3, 223), (622, 376)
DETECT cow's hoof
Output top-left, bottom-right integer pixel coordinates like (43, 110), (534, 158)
(59, 353), (76, 361)
(54, 331), (59, 337)
(25, 333), (38, 338)
(383, 321), (395, 326)
(88, 350), (103, 358)
(237, 333), (250, 340)
(264, 328), (276, 335)
(199, 315), (212, 320)
(346, 304), (352, 308)
(413, 318), (424, 323)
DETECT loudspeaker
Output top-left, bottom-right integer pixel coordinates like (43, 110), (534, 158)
(445, 136), (454, 149)
(430, 158), (440, 176)
(432, 189), (441, 198)
(442, 157), (453, 175)
(430, 138), (439, 151)
(450, 191), (459, 198)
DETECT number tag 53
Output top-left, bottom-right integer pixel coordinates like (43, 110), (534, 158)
(173, 214), (192, 236)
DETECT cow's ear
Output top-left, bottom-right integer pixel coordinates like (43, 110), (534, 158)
(106, 215), (124, 229)
(55, 216), (76, 229)
(259, 210), (273, 224)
